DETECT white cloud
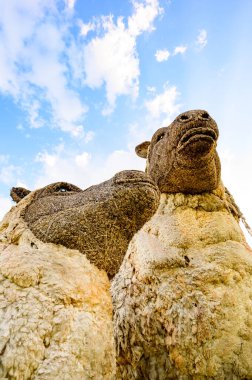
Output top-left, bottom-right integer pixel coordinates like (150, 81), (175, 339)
(83, 0), (162, 114)
(196, 29), (208, 49)
(144, 83), (180, 121)
(0, 165), (21, 185)
(26, 100), (44, 129)
(0, 0), (163, 124)
(220, 148), (252, 246)
(155, 45), (187, 62)
(83, 130), (95, 143)
(128, 122), (153, 150)
(147, 85), (156, 93)
(79, 21), (96, 37)
(155, 49), (170, 62)
(127, 83), (181, 150)
(0, 196), (14, 221)
(84, 17), (139, 113)
(173, 45), (187, 55)
(36, 153), (57, 168)
(102, 150), (145, 177)
(75, 152), (91, 168)
(34, 144), (144, 190)
(66, 0), (76, 10)
(0, 155), (22, 186)
(36, 144), (64, 168)
(0, 155), (9, 164)
(16, 181), (29, 189)
(0, 156), (27, 220)
(128, 0), (163, 37)
(0, 1), (87, 137)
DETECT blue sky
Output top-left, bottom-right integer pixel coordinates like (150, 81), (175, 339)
(0, 0), (252, 240)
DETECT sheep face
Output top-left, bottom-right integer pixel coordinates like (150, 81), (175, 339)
(136, 110), (221, 194)
(11, 170), (159, 278)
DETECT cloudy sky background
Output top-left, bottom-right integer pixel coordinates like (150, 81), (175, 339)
(0, 0), (252, 242)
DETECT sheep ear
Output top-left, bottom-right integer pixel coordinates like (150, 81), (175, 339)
(135, 141), (150, 158)
(10, 187), (31, 203)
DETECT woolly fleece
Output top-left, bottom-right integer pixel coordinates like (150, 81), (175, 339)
(0, 192), (116, 380)
(112, 187), (252, 379)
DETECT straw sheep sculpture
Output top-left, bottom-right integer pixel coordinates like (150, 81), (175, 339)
(0, 170), (159, 379)
(112, 110), (252, 379)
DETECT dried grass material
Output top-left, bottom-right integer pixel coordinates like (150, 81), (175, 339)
(112, 110), (252, 379)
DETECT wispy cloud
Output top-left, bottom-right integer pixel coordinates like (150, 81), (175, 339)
(0, 1), (87, 137)
(79, 21), (96, 37)
(173, 45), (187, 55)
(155, 49), (170, 62)
(155, 45), (187, 62)
(146, 85), (156, 93)
(196, 29), (208, 49)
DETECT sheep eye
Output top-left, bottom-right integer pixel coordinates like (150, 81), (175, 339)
(157, 133), (165, 142)
(55, 186), (70, 193)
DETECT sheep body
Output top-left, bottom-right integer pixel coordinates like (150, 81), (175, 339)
(112, 189), (252, 379)
(0, 170), (160, 380)
(0, 170), (159, 379)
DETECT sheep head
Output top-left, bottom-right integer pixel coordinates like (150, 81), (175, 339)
(136, 110), (221, 194)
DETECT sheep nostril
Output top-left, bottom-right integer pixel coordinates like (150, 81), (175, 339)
(180, 115), (189, 121)
(201, 112), (210, 119)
